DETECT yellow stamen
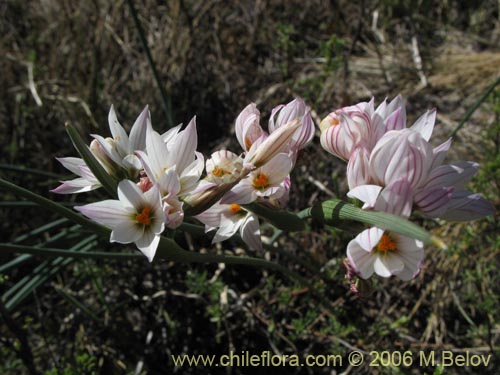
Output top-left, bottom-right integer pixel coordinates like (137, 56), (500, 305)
(319, 116), (340, 132)
(245, 136), (253, 150)
(212, 166), (231, 177)
(252, 173), (269, 189)
(229, 204), (242, 214)
(135, 207), (152, 225)
(376, 233), (398, 252)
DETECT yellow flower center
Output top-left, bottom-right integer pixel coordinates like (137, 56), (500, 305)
(229, 204), (242, 214)
(376, 233), (398, 253)
(319, 115), (340, 132)
(212, 166), (231, 177)
(252, 173), (269, 189)
(135, 207), (152, 225)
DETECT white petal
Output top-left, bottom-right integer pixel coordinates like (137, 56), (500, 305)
(128, 106), (151, 152)
(347, 239), (376, 279)
(122, 154), (142, 171)
(410, 108), (436, 141)
(220, 180), (256, 205)
(423, 161), (478, 190)
(260, 153), (293, 186)
(167, 117), (197, 173)
(414, 186), (454, 217)
(75, 200), (131, 228)
(384, 106), (406, 132)
(375, 179), (413, 217)
(440, 191), (495, 221)
(146, 130), (170, 179)
(431, 138), (452, 169)
(161, 124), (182, 145)
(56, 157), (86, 176)
(213, 218), (241, 242)
(118, 180), (145, 209)
(111, 220), (143, 243)
(159, 167), (181, 197)
(374, 255), (404, 277)
(240, 214), (263, 251)
(347, 185), (382, 209)
(91, 134), (123, 166)
(346, 146), (370, 189)
(356, 227), (384, 252)
(135, 230), (160, 262)
(195, 202), (226, 228)
(51, 178), (100, 194)
(108, 105), (130, 153)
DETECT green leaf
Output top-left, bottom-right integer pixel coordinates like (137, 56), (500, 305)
(0, 177), (110, 237)
(311, 199), (445, 248)
(243, 202), (305, 231)
(0, 244), (142, 260)
(65, 122), (118, 197)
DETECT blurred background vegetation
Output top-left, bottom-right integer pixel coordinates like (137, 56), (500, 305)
(1, 0), (499, 374)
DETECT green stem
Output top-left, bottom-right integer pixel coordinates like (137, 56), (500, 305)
(311, 199), (445, 248)
(125, 0), (173, 128)
(449, 75), (500, 138)
(65, 123), (118, 197)
(243, 202), (305, 231)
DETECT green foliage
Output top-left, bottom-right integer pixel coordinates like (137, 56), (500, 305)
(43, 353), (97, 375)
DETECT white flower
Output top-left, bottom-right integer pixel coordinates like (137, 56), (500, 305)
(346, 180), (424, 280)
(91, 105), (151, 174)
(347, 227), (424, 281)
(221, 153), (293, 205)
(205, 150), (243, 184)
(75, 180), (165, 262)
(51, 157), (101, 194)
(135, 117), (204, 197)
(196, 202), (262, 251)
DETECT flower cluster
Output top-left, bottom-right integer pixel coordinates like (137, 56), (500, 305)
(53, 98), (314, 260)
(320, 96), (494, 280)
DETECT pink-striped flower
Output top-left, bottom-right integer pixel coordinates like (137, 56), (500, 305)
(235, 103), (264, 152)
(346, 180), (424, 281)
(413, 138), (495, 220)
(75, 180), (165, 262)
(368, 129), (434, 189)
(320, 96), (406, 161)
(269, 97), (314, 153)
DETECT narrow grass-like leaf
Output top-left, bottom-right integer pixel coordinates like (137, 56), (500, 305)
(125, 0), (173, 128)
(0, 244), (142, 259)
(0, 163), (63, 179)
(12, 218), (68, 244)
(449, 75), (500, 138)
(65, 123), (117, 197)
(4, 239), (98, 311)
(54, 286), (101, 321)
(1, 223), (79, 273)
(0, 178), (110, 237)
(0, 201), (76, 208)
(243, 202), (305, 231)
(311, 199), (445, 248)
(2, 236), (97, 302)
